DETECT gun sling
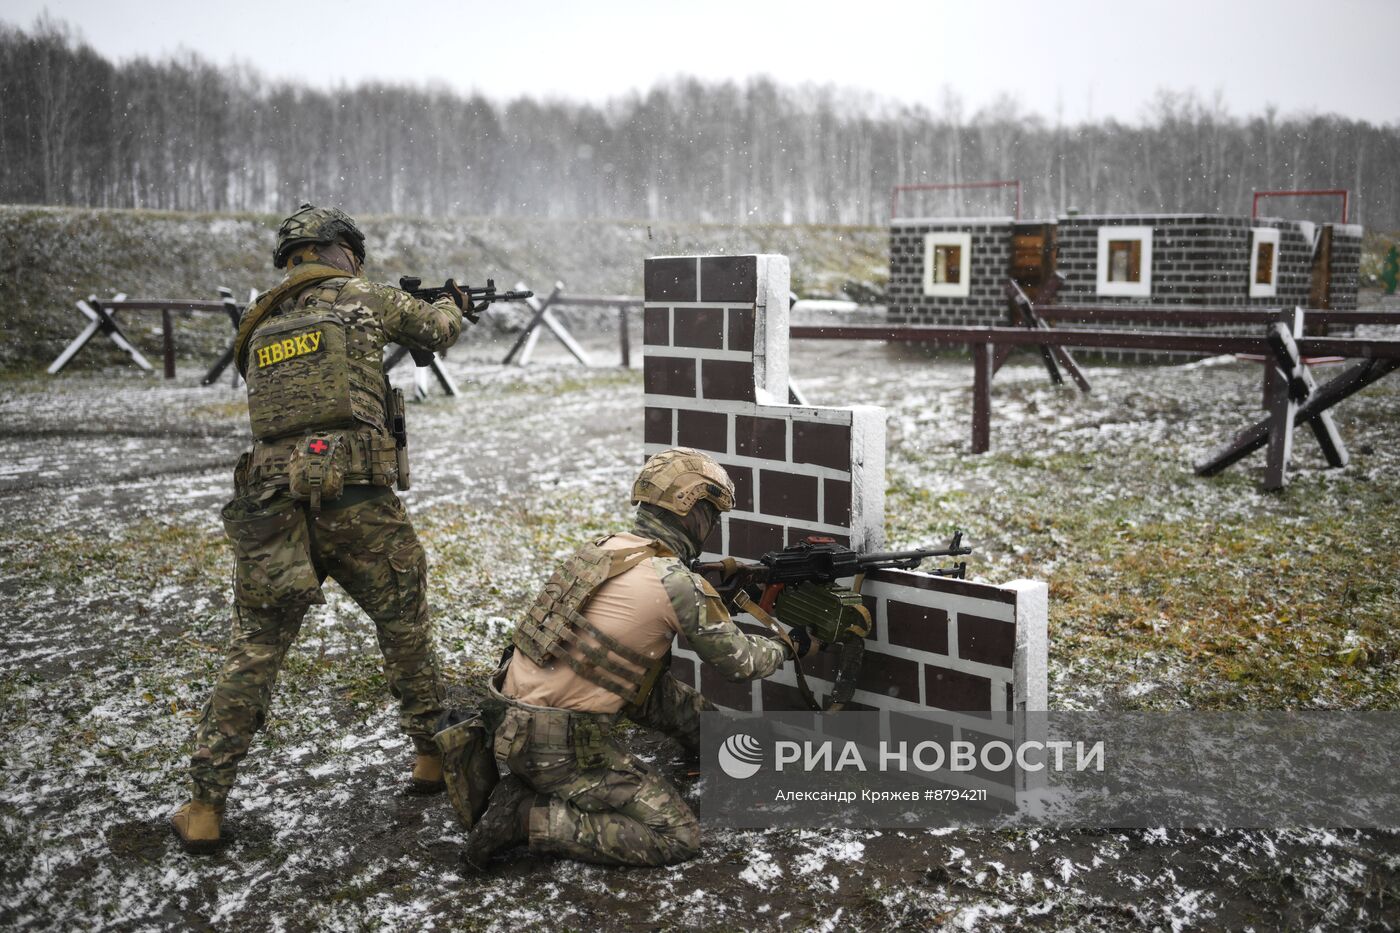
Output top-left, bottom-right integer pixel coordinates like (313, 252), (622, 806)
(233, 264), (348, 376)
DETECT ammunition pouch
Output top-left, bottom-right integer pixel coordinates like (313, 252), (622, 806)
(571, 717), (609, 771)
(433, 708), (502, 829)
(220, 494), (323, 609)
(288, 432), (347, 514)
(488, 669), (620, 771)
(736, 585), (871, 712)
(246, 431), (400, 494)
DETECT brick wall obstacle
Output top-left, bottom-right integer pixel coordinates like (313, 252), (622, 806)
(642, 253), (1049, 724)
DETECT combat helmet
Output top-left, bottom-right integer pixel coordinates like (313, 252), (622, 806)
(632, 447), (735, 517)
(273, 203), (366, 269)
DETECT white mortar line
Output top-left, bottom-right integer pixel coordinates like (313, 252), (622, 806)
(640, 399), (862, 426)
(863, 583), (1017, 623)
(646, 347), (755, 363)
(644, 444), (855, 482)
(644, 301), (756, 310)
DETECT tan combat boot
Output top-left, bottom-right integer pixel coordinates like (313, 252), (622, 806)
(408, 753), (446, 795)
(170, 800), (223, 855)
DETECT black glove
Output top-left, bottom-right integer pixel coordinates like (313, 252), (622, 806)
(787, 626), (813, 661)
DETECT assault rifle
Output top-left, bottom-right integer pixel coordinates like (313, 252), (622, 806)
(692, 533), (972, 710)
(397, 276), (534, 366)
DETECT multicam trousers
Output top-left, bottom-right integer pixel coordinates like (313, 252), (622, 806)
(188, 488), (444, 806)
(491, 671), (710, 866)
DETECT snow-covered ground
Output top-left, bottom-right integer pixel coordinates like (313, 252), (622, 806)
(2, 332), (1398, 930)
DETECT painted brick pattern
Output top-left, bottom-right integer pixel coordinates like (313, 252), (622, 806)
(1054, 215), (1362, 359)
(645, 254), (1048, 728)
(1054, 214), (1316, 309)
(887, 218), (1015, 326)
(886, 214), (1364, 348)
(1328, 224), (1363, 311)
(643, 254), (884, 561)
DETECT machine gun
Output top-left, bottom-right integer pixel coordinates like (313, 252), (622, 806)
(693, 532), (971, 644)
(692, 533), (972, 710)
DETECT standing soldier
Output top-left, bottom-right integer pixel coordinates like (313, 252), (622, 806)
(171, 204), (466, 853)
(460, 447), (802, 868)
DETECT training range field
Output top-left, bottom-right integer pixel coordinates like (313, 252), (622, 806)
(1, 331), (1398, 931)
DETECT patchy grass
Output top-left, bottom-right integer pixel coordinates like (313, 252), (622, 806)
(886, 445), (1400, 710)
(0, 206), (887, 373)
(2, 340), (1399, 930)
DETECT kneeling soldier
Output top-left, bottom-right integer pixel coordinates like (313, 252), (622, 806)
(462, 447), (797, 868)
(172, 204), (465, 853)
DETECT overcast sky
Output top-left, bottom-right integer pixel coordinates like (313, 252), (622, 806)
(6, 0), (1397, 124)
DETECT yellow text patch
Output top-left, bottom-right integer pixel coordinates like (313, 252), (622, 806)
(255, 331), (324, 369)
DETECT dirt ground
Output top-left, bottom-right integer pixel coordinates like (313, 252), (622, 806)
(2, 329), (1399, 931)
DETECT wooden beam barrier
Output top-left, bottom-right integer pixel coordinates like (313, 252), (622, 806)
(972, 342), (993, 453)
(497, 290), (647, 367)
(1003, 277), (1092, 393)
(788, 324), (1400, 470)
(502, 283), (567, 366)
(787, 325), (1400, 359)
(162, 309), (176, 379)
(1036, 306), (1400, 327)
(201, 287), (245, 387)
(382, 344), (461, 399)
(47, 293), (150, 375)
(1196, 357), (1399, 482)
(619, 306), (631, 368)
(545, 294), (644, 369)
(1005, 280), (1063, 385)
(1267, 321), (1348, 472)
(48, 293), (245, 379)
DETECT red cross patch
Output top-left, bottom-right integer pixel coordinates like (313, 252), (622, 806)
(308, 438), (329, 455)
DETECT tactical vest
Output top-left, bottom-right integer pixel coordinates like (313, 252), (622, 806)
(243, 278), (389, 441)
(513, 536), (669, 708)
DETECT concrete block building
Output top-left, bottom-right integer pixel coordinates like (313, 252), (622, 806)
(887, 213), (1363, 326)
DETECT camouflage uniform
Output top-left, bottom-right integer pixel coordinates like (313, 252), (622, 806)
(491, 507), (787, 866)
(188, 263), (462, 808)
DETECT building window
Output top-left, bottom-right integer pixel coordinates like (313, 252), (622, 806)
(922, 232), (972, 297)
(1250, 227), (1280, 298)
(1095, 226), (1153, 297)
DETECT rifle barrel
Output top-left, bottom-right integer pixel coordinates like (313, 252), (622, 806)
(859, 547), (971, 564)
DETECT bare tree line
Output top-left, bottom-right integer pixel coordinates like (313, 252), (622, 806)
(2, 17), (1396, 229)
